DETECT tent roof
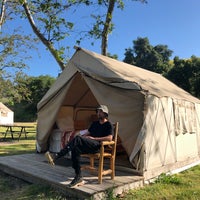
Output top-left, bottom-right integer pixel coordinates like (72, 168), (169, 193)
(73, 47), (199, 103)
(38, 47), (200, 109)
(0, 102), (13, 113)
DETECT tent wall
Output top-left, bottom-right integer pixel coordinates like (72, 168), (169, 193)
(0, 111), (13, 125)
(83, 75), (145, 157)
(134, 95), (200, 179)
(36, 78), (74, 152)
(0, 103), (14, 125)
(143, 96), (177, 169)
(176, 133), (199, 161)
(38, 73), (146, 160)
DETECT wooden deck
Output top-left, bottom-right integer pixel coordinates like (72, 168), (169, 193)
(0, 153), (144, 199)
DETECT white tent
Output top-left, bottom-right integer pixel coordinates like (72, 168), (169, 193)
(0, 102), (14, 125)
(36, 47), (200, 180)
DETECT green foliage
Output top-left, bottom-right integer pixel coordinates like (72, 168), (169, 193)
(0, 75), (55, 122)
(154, 173), (181, 185)
(115, 165), (200, 200)
(0, 28), (38, 105)
(166, 56), (200, 98)
(123, 37), (173, 74)
(1, 0), (149, 72)
(123, 48), (135, 65)
(0, 32), (35, 74)
(107, 52), (118, 59)
(123, 37), (200, 98)
(12, 75), (55, 122)
(0, 74), (55, 122)
(23, 184), (66, 200)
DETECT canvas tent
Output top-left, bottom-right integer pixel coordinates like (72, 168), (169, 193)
(36, 47), (200, 180)
(0, 102), (14, 125)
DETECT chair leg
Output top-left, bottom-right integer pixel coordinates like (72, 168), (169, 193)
(98, 155), (104, 184)
(90, 157), (94, 169)
(111, 156), (115, 180)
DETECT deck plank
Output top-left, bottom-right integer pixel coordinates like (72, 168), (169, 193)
(0, 153), (144, 199)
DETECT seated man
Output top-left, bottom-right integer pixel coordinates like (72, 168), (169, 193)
(46, 105), (113, 187)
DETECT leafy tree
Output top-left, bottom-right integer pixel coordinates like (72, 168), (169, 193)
(166, 56), (192, 92)
(123, 47), (135, 65)
(1, 0), (148, 118)
(107, 52), (118, 59)
(166, 56), (200, 98)
(1, 1), (148, 71)
(0, 0), (38, 105)
(189, 56), (200, 98)
(12, 75), (55, 122)
(0, 32), (37, 104)
(123, 37), (173, 74)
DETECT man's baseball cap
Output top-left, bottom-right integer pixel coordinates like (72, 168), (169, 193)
(96, 105), (109, 115)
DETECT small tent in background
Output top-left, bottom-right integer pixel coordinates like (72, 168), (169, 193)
(0, 102), (14, 125)
(36, 47), (200, 181)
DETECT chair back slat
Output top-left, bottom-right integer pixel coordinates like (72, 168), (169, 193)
(113, 122), (119, 143)
(112, 122), (119, 154)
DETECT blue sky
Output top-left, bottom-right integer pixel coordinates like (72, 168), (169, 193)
(23, 0), (200, 77)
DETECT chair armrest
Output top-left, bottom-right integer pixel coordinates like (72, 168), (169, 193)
(101, 141), (115, 146)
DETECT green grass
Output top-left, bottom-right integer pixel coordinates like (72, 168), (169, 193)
(0, 123), (68, 200)
(115, 167), (200, 200)
(0, 171), (67, 200)
(0, 123), (36, 156)
(1, 123), (200, 199)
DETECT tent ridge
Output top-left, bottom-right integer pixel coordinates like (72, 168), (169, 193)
(81, 71), (143, 91)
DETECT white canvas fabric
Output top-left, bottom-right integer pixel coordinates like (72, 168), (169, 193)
(0, 102), (14, 125)
(37, 47), (200, 180)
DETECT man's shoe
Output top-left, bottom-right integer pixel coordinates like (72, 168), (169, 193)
(45, 151), (55, 166)
(69, 175), (84, 188)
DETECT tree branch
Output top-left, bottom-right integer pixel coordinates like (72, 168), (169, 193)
(22, 0), (65, 71)
(0, 0), (7, 30)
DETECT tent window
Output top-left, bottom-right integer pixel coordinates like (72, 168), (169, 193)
(173, 100), (197, 135)
(0, 110), (8, 117)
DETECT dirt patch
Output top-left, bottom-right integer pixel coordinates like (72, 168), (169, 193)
(0, 170), (29, 187)
(0, 170), (30, 199)
(0, 142), (17, 146)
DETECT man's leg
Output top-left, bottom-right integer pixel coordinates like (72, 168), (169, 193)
(45, 142), (71, 165)
(68, 136), (100, 187)
(68, 147), (83, 187)
(55, 145), (71, 160)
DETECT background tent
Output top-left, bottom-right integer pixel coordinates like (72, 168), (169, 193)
(0, 102), (14, 125)
(36, 47), (200, 180)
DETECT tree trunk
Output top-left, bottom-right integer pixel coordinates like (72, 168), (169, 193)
(101, 0), (115, 56)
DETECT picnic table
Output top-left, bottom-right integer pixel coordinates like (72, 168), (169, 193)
(0, 123), (35, 141)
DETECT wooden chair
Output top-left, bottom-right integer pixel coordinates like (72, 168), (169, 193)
(81, 122), (119, 184)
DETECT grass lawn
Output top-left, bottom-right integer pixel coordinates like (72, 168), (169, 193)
(0, 122), (36, 156)
(0, 123), (68, 200)
(0, 123), (200, 199)
(118, 167), (200, 200)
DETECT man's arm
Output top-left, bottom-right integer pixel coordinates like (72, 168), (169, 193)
(85, 134), (113, 142)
